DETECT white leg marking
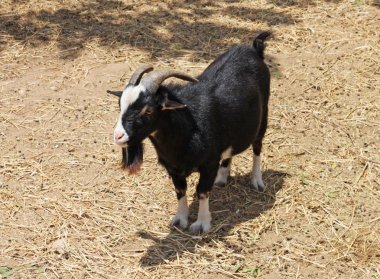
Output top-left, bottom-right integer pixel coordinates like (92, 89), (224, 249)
(171, 196), (189, 228)
(251, 155), (265, 191)
(190, 196), (211, 233)
(214, 163), (230, 186)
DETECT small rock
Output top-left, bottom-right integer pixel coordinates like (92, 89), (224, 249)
(18, 88), (27, 95)
(52, 238), (68, 255)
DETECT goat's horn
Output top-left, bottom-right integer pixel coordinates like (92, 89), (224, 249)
(107, 90), (123, 97)
(141, 69), (198, 94)
(129, 64), (154, 86)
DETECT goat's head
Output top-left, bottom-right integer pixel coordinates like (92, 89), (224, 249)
(108, 65), (197, 174)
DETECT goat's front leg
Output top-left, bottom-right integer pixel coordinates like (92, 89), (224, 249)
(170, 174), (189, 229)
(190, 162), (219, 233)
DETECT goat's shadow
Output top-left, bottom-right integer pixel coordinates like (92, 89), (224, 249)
(137, 169), (287, 267)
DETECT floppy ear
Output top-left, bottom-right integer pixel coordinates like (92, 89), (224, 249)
(161, 96), (186, 110)
(107, 90), (123, 98)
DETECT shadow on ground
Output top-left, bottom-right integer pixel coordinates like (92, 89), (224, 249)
(137, 169), (287, 267)
(0, 0), (296, 59)
(371, 0), (380, 8)
(268, 0), (343, 7)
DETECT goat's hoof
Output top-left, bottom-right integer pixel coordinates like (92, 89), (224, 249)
(171, 214), (188, 229)
(189, 219), (211, 234)
(214, 181), (226, 187)
(251, 178), (265, 192)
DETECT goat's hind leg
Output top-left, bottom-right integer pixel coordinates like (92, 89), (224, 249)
(251, 142), (265, 192)
(170, 174), (189, 229)
(214, 158), (231, 187)
(251, 102), (268, 192)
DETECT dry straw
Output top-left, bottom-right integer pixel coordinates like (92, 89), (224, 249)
(0, 0), (379, 278)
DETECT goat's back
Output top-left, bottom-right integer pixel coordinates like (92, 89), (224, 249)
(178, 44), (270, 156)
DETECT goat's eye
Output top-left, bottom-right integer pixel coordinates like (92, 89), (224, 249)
(140, 106), (153, 116)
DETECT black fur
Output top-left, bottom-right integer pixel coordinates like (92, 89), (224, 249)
(252, 31), (271, 59)
(121, 144), (143, 174)
(220, 159), (231, 168)
(114, 31), (271, 206)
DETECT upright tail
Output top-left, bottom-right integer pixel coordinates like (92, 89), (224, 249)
(253, 31), (271, 59)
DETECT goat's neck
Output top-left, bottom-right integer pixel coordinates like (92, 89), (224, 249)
(149, 108), (195, 163)
(157, 108), (193, 143)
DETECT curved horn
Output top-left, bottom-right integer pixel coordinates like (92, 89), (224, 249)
(128, 64), (154, 86)
(141, 69), (198, 94)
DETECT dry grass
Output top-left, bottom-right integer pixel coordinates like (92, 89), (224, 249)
(0, 0), (379, 278)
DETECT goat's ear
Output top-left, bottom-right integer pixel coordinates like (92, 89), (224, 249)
(161, 96), (186, 110)
(107, 90), (123, 98)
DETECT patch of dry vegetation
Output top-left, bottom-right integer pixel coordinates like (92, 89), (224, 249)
(0, 0), (379, 278)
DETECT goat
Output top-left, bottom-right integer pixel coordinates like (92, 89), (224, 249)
(108, 32), (271, 233)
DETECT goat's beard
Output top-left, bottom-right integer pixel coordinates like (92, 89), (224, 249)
(121, 143), (143, 175)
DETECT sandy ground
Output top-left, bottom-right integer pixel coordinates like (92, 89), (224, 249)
(0, 0), (379, 278)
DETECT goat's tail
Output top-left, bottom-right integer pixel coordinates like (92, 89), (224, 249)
(253, 31), (271, 59)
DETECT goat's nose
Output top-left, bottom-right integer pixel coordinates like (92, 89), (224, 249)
(114, 131), (124, 140)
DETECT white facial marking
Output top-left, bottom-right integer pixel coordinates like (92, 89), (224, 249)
(214, 163), (230, 186)
(190, 197), (211, 233)
(221, 146), (233, 160)
(171, 196), (189, 228)
(251, 155), (265, 191)
(114, 84), (146, 145)
(121, 84), (146, 112)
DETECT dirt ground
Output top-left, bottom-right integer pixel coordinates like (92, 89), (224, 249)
(0, 0), (379, 278)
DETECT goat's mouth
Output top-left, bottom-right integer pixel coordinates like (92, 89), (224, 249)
(114, 134), (129, 147)
(121, 143), (144, 175)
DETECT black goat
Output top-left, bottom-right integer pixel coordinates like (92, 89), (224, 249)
(109, 32), (271, 233)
